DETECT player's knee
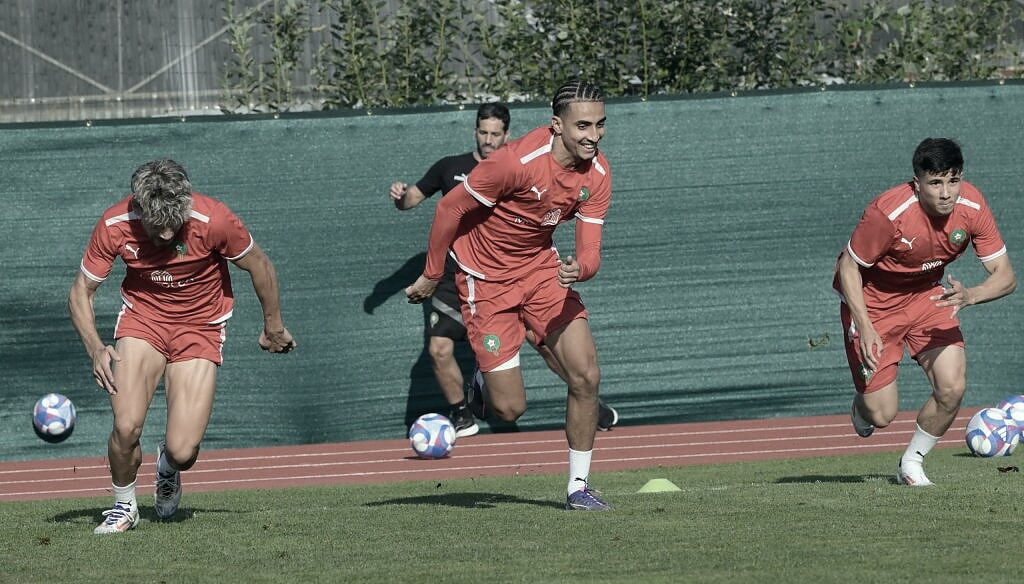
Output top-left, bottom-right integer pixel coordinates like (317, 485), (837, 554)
(110, 421), (144, 447)
(933, 382), (966, 411)
(491, 402), (526, 422)
(427, 339), (455, 362)
(862, 403), (898, 427)
(164, 441), (201, 471)
(565, 367), (601, 397)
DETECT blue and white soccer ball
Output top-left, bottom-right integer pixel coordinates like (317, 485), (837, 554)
(965, 407), (1020, 457)
(409, 413), (455, 459)
(997, 394), (1024, 430)
(32, 393), (77, 444)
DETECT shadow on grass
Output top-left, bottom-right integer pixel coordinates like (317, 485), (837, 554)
(51, 506), (236, 525)
(775, 474), (893, 484)
(365, 492), (564, 510)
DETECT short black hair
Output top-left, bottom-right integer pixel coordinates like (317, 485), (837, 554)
(476, 102), (510, 132)
(913, 138), (964, 177)
(551, 80), (603, 117)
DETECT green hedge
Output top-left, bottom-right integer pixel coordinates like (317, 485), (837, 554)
(221, 0), (1024, 112)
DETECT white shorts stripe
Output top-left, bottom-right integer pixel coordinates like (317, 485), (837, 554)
(491, 352), (521, 372)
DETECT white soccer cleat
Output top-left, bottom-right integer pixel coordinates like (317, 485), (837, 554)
(154, 441), (182, 520)
(93, 502), (139, 534)
(896, 458), (934, 487)
(850, 400), (874, 438)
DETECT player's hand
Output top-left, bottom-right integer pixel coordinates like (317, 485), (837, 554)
(930, 274), (970, 317)
(389, 181), (407, 202)
(557, 255), (580, 288)
(260, 327), (296, 353)
(857, 325), (883, 375)
(90, 345), (120, 395)
(406, 275), (439, 304)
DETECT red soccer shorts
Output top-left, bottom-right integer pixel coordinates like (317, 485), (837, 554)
(455, 266), (588, 372)
(840, 286), (963, 393)
(114, 306), (227, 365)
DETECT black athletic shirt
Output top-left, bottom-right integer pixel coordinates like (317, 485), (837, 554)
(414, 152), (479, 279)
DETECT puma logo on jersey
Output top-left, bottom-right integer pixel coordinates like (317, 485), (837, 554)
(125, 244), (140, 259)
(530, 185), (548, 200)
(900, 236), (917, 250)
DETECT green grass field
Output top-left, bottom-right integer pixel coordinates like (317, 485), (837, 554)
(2, 448), (1020, 583)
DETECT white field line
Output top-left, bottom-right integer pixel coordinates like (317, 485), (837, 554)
(0, 430), (962, 487)
(0, 413), (967, 477)
(0, 437), (962, 499)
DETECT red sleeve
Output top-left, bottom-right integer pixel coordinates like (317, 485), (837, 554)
(574, 156), (611, 281)
(211, 202), (254, 260)
(970, 195), (1006, 262)
(462, 147), (521, 206)
(847, 204), (896, 267)
(80, 218), (118, 282)
(574, 220), (603, 282)
(423, 185), (482, 279)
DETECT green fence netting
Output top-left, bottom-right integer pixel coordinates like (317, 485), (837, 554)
(3, 83), (1023, 461)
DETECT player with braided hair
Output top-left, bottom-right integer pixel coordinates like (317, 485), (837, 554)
(406, 80), (614, 510)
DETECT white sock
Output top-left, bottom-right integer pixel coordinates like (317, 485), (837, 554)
(901, 424), (940, 465)
(112, 480), (137, 508)
(568, 448), (593, 495)
(157, 449), (176, 477)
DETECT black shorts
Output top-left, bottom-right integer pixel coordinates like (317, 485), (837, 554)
(428, 276), (467, 341)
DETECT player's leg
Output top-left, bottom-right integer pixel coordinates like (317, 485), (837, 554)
(897, 291), (965, 486)
(916, 345), (966, 435)
(523, 270), (610, 511)
(154, 322), (225, 519)
(841, 302), (905, 436)
(455, 273), (529, 423)
(545, 318), (610, 511)
(428, 334), (477, 436)
(545, 318), (600, 451)
(95, 335), (165, 534)
(157, 357), (218, 519)
(427, 336), (464, 405)
(427, 288), (477, 437)
(526, 329), (618, 431)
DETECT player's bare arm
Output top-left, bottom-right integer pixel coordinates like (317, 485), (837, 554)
(931, 254), (1017, 316)
(837, 251), (883, 372)
(389, 182), (426, 210)
(232, 244), (296, 353)
(68, 271), (121, 394)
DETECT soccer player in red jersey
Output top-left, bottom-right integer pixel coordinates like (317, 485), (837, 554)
(389, 102), (619, 439)
(406, 80), (614, 510)
(69, 160), (296, 533)
(834, 138), (1016, 486)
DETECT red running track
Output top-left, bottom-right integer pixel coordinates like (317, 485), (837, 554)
(0, 410), (978, 502)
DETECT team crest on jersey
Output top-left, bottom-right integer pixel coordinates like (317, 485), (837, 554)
(482, 334), (501, 354)
(541, 208), (562, 226)
(579, 186), (590, 201)
(949, 229), (967, 247)
(174, 241), (188, 258)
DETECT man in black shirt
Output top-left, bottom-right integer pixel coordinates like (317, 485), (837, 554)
(389, 103), (619, 437)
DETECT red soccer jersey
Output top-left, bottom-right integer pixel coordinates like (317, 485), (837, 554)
(443, 125), (612, 282)
(80, 192), (254, 325)
(833, 180), (1006, 308)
